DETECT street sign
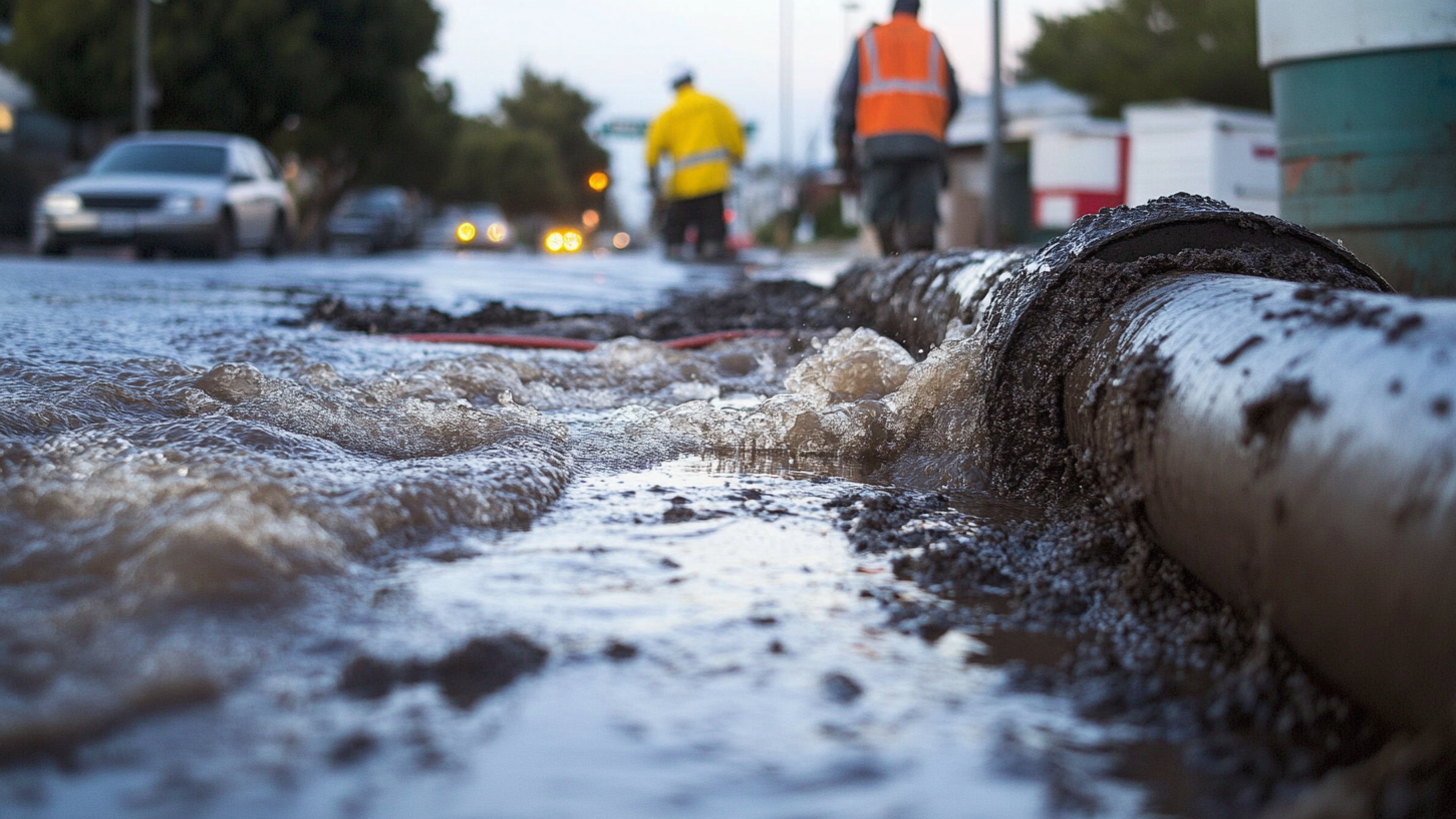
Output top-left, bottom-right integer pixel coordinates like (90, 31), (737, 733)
(598, 119), (758, 140)
(599, 119), (649, 138)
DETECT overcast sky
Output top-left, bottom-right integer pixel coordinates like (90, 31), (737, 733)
(425, 0), (1103, 229)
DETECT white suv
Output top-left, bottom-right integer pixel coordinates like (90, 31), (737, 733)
(33, 131), (296, 259)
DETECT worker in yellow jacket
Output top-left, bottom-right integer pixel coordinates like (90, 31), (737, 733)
(646, 66), (746, 262)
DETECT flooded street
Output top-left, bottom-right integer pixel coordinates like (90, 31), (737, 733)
(0, 246), (1367, 817)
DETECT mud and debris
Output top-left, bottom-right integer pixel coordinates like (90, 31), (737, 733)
(1217, 335), (1266, 366)
(831, 488), (1397, 815)
(339, 634), (548, 710)
(298, 277), (867, 342)
(1240, 378), (1327, 469)
(821, 672), (864, 704)
(1256, 284), (1427, 343)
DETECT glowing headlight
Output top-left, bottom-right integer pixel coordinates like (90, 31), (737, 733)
(456, 221), (477, 242)
(545, 229), (584, 254)
(162, 194), (208, 215)
(485, 222), (507, 243)
(42, 192), (82, 217)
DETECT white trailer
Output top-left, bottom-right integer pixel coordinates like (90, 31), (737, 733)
(1125, 101), (1280, 217)
(1029, 121), (1127, 229)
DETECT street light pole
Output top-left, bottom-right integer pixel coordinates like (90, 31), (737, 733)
(777, 0), (794, 250)
(133, 0), (151, 133)
(982, 0), (1004, 248)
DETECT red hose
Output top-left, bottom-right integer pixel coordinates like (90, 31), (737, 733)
(394, 329), (781, 351)
(661, 329), (782, 348)
(393, 333), (598, 351)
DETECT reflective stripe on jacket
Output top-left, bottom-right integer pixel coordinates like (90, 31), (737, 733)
(646, 86), (746, 201)
(855, 14), (951, 141)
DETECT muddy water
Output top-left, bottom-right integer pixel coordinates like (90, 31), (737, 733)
(0, 248), (1329, 817)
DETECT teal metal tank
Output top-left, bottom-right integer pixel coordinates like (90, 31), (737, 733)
(1260, 1), (1456, 295)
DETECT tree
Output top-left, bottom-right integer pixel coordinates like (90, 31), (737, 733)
(437, 116), (571, 217)
(351, 70), (460, 195)
(4, 0), (446, 236)
(147, 0), (332, 139)
(1019, 0), (1268, 119)
(6, 0), (133, 123)
(152, 0), (444, 236)
(436, 70), (611, 221)
(499, 68), (610, 216)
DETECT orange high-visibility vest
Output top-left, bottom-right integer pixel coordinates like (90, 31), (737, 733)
(855, 14), (950, 141)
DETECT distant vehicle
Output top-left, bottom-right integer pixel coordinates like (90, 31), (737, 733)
(542, 227), (584, 254)
(324, 186), (423, 253)
(33, 131), (294, 259)
(448, 203), (513, 250)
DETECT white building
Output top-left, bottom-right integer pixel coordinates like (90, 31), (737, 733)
(940, 83), (1281, 248)
(1029, 120), (1127, 230)
(1124, 101), (1280, 216)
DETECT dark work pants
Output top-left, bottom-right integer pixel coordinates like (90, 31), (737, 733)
(663, 192), (726, 254)
(862, 158), (940, 255)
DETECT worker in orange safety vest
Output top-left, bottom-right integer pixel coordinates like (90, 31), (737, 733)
(646, 66), (746, 262)
(833, 0), (960, 256)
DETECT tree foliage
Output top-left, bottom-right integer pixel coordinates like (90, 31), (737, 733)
(438, 117), (570, 216)
(436, 68), (610, 219)
(498, 69), (609, 216)
(1, 3), (612, 225)
(1019, 0), (1268, 118)
(5, 0), (438, 158)
(5, 0), (445, 233)
(6, 0), (133, 122)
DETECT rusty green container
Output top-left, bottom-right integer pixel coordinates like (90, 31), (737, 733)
(1261, 1), (1456, 295)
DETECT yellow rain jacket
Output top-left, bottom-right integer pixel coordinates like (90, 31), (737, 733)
(645, 85), (746, 201)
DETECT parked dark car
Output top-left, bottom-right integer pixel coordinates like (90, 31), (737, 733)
(324, 187), (423, 253)
(32, 131), (295, 259)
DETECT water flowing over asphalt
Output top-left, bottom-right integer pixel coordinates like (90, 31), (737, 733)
(1, 236), (1448, 818)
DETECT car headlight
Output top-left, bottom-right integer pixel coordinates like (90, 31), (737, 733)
(486, 222), (508, 243)
(42, 192), (82, 217)
(162, 194), (208, 215)
(544, 229), (583, 253)
(456, 222), (477, 242)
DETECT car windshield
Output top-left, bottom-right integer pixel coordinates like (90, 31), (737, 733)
(348, 191), (401, 214)
(91, 144), (228, 177)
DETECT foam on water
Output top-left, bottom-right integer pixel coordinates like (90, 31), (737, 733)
(0, 349), (585, 753)
(585, 327), (996, 490)
(1, 357), (575, 593)
(1, 318), (983, 765)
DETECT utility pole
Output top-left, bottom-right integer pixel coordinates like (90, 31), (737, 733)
(133, 0), (162, 133)
(133, 0), (150, 133)
(982, 0), (1004, 248)
(777, 0), (794, 250)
